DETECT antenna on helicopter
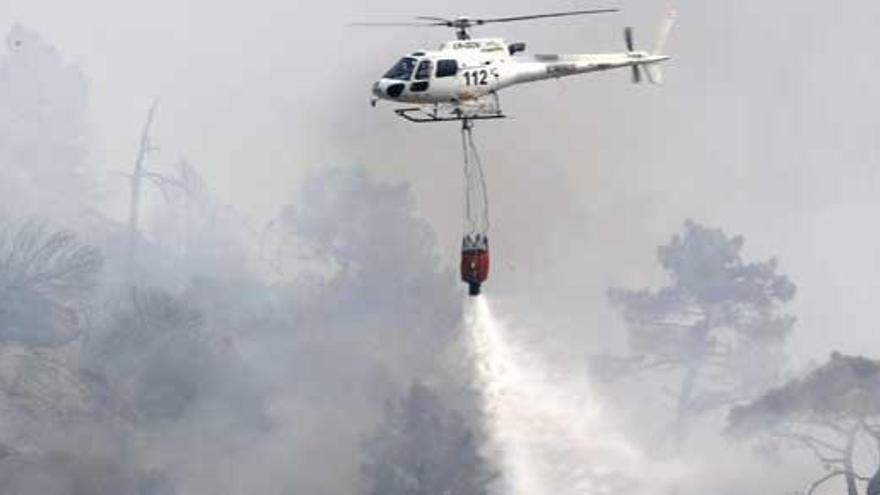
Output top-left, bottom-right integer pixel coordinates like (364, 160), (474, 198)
(350, 8), (619, 40)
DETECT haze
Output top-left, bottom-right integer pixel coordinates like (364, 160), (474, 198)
(1, 0), (879, 493)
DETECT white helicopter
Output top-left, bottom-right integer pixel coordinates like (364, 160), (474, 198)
(357, 9), (676, 122)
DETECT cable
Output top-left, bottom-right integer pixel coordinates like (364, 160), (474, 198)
(466, 126), (490, 234)
(462, 120), (476, 236)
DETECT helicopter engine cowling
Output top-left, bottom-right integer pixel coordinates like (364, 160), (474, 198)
(508, 42), (527, 55)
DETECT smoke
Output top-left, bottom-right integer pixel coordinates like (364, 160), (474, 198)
(2, 1), (879, 492)
(0, 28), (469, 491)
(0, 24), (90, 223)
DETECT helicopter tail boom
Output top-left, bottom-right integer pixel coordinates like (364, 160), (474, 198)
(504, 52), (669, 88)
(502, 10), (675, 87)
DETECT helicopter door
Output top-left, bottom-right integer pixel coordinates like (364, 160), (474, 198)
(410, 60), (433, 92)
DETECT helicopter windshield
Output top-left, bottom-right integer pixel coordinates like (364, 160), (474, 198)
(384, 57), (418, 81)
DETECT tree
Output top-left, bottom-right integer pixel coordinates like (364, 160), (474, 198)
(279, 167), (459, 380)
(361, 383), (496, 495)
(868, 468), (880, 495)
(0, 220), (102, 345)
(728, 353), (880, 495)
(86, 289), (216, 423)
(126, 99), (159, 280)
(608, 220), (796, 440)
(0, 450), (177, 495)
(148, 158), (251, 277)
(281, 167), (449, 293)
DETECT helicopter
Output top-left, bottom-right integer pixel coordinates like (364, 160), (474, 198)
(356, 9), (675, 122)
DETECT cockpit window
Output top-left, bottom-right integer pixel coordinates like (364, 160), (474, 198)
(415, 60), (433, 81)
(384, 57), (417, 81)
(436, 59), (459, 78)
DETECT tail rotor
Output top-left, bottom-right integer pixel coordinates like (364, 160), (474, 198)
(625, 9), (676, 85)
(624, 27), (643, 84)
(653, 9), (678, 57)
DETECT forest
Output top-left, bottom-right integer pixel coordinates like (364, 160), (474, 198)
(1, 23), (878, 495)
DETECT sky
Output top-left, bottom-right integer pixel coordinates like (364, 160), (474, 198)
(3, 0), (880, 371)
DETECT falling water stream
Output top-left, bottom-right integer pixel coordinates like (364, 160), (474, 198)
(465, 296), (661, 495)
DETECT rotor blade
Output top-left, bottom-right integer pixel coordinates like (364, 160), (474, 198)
(415, 16), (453, 24)
(652, 9), (678, 55)
(631, 65), (642, 84)
(348, 21), (446, 27)
(477, 8), (619, 25)
(624, 26), (635, 52)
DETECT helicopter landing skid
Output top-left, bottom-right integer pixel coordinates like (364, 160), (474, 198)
(393, 94), (506, 123)
(394, 107), (507, 124)
(394, 107), (507, 123)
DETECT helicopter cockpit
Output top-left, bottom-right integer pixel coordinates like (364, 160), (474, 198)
(374, 54), (457, 101)
(383, 57), (417, 81)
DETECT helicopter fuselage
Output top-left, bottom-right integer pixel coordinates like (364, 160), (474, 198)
(372, 38), (669, 106)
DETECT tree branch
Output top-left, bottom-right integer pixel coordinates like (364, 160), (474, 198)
(775, 431), (845, 466)
(806, 470), (846, 495)
(804, 469), (871, 495)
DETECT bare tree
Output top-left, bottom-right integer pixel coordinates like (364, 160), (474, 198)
(608, 220), (796, 443)
(126, 99), (159, 281)
(728, 353), (880, 495)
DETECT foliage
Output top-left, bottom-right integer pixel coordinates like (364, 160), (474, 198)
(729, 353), (880, 434)
(728, 353), (880, 495)
(0, 220), (102, 345)
(0, 221), (102, 299)
(282, 167), (444, 286)
(86, 289), (217, 424)
(609, 220), (796, 433)
(0, 450), (176, 495)
(361, 383), (496, 495)
(280, 167), (460, 381)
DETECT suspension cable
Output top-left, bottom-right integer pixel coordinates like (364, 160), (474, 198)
(462, 119), (476, 236)
(466, 125), (490, 234)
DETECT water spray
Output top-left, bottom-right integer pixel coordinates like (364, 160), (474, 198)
(465, 297), (653, 495)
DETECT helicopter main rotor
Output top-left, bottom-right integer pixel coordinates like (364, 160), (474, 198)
(351, 8), (619, 40)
